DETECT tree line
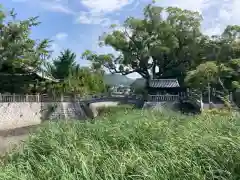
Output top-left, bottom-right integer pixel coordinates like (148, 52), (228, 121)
(82, 3), (240, 100)
(0, 5), (105, 95)
(0, 2), (240, 97)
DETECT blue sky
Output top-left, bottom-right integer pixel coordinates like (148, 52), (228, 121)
(1, 0), (240, 78)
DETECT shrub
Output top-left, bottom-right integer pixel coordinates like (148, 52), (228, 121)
(97, 105), (134, 117)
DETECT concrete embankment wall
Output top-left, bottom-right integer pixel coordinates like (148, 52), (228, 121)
(0, 102), (90, 131)
(46, 102), (88, 120)
(0, 98), (141, 130)
(0, 102), (42, 131)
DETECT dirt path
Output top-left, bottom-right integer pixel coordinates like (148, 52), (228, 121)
(0, 125), (39, 155)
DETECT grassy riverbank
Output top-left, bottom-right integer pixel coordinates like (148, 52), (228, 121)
(0, 108), (240, 179)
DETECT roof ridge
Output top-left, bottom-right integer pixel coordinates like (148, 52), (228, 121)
(149, 78), (180, 88)
(151, 79), (178, 80)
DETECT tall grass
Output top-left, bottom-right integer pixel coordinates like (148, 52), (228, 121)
(0, 109), (240, 180)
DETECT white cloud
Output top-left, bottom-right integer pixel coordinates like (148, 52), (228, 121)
(41, 2), (75, 15)
(202, 0), (240, 35)
(12, 0), (137, 27)
(80, 0), (134, 13)
(155, 0), (211, 13)
(219, 0), (240, 25)
(76, 0), (137, 26)
(75, 11), (115, 26)
(11, 0), (75, 15)
(154, 0), (240, 35)
(55, 32), (68, 40)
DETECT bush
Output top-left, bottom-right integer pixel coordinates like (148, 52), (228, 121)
(1, 110), (240, 179)
(97, 105), (134, 117)
(204, 108), (232, 116)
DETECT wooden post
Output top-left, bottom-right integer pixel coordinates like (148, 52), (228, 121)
(0, 93), (2, 102)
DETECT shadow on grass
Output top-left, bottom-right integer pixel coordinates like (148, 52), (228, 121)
(0, 124), (42, 137)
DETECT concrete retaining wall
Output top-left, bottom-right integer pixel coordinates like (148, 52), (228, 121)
(0, 102), (89, 130)
(0, 102), (42, 131)
(0, 97), (141, 130)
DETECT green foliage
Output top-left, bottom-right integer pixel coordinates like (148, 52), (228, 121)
(84, 2), (204, 81)
(0, 6), (54, 93)
(0, 7), (52, 72)
(49, 49), (78, 80)
(1, 111), (240, 179)
(47, 67), (106, 96)
(204, 108), (231, 116)
(185, 61), (219, 89)
(97, 105), (134, 117)
(1, 1), (240, 98)
(83, 2), (240, 95)
(0, 6), (106, 95)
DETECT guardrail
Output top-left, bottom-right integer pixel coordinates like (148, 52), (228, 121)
(148, 95), (180, 102)
(0, 93), (203, 103)
(0, 93), (139, 102)
(0, 94), (40, 102)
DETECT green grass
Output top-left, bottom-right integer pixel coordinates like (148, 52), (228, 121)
(1, 108), (240, 180)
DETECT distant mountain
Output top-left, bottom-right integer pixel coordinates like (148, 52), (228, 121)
(103, 74), (135, 86)
(130, 78), (146, 89)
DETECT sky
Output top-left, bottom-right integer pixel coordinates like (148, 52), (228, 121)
(1, 0), (240, 79)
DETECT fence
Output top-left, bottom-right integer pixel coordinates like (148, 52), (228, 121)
(0, 93), (182, 103)
(0, 94), (40, 102)
(0, 93), (126, 102)
(148, 95), (180, 102)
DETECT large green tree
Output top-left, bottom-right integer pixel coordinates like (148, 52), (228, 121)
(83, 3), (204, 84)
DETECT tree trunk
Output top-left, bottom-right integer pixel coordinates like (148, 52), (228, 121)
(144, 77), (150, 101)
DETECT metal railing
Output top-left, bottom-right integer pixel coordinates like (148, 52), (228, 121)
(148, 95), (180, 102)
(0, 94), (40, 102)
(0, 93), (179, 102)
(0, 93), (135, 102)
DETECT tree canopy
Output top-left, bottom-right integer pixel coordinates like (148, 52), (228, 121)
(82, 1), (240, 98)
(0, 5), (106, 95)
(0, 6), (51, 73)
(83, 4), (205, 83)
(1, 1), (240, 97)
(48, 49), (78, 80)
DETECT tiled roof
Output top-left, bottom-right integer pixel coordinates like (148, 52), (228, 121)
(0, 67), (60, 83)
(149, 79), (180, 88)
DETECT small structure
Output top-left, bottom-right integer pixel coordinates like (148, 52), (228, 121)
(147, 79), (182, 102)
(0, 66), (59, 94)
